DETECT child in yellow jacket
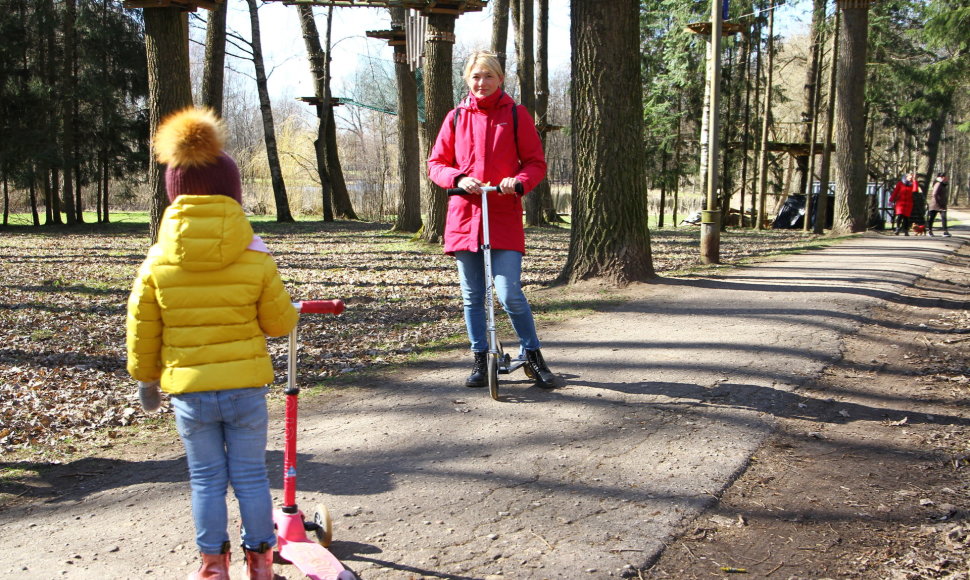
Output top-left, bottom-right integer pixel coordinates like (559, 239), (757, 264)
(126, 107), (297, 580)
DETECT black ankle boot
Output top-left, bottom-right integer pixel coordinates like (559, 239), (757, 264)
(526, 349), (557, 389)
(466, 351), (487, 388)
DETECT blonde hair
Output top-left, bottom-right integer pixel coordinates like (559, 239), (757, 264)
(462, 50), (504, 82)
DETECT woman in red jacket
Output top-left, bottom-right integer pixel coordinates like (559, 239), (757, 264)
(427, 50), (556, 389)
(889, 172), (918, 235)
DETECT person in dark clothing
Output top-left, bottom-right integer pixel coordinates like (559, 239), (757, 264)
(927, 173), (951, 237)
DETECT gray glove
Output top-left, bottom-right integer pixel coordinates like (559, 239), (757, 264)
(138, 380), (162, 412)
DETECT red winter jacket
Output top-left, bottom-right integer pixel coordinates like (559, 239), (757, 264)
(890, 178), (918, 217)
(427, 90), (547, 255)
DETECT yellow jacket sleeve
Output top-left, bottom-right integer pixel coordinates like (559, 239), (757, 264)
(258, 257), (299, 338)
(126, 260), (163, 382)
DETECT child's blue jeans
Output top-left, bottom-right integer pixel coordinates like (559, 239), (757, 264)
(171, 386), (276, 555)
(455, 249), (541, 353)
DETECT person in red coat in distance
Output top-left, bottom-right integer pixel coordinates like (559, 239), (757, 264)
(889, 171), (918, 236)
(427, 50), (556, 389)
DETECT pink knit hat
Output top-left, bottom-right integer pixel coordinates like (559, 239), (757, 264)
(153, 108), (242, 203)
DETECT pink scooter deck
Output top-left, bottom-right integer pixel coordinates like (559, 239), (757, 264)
(278, 539), (354, 580)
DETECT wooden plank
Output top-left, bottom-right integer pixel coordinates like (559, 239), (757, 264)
(766, 141), (834, 154)
(296, 96), (345, 106)
(123, 0), (222, 9)
(366, 29), (407, 42)
(269, 0), (485, 12)
(684, 21), (749, 36)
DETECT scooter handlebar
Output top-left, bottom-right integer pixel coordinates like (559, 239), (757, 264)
(296, 299), (345, 315)
(446, 183), (524, 196)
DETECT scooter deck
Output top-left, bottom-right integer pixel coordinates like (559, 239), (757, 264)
(279, 539), (354, 580)
(498, 354), (529, 375)
(498, 357), (528, 374)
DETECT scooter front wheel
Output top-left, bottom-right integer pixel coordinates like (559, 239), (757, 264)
(487, 352), (500, 400)
(312, 503), (333, 547)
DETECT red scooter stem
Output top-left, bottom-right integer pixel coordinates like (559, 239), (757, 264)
(282, 392), (300, 511)
(282, 299), (345, 512)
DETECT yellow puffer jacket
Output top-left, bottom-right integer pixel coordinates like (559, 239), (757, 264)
(126, 195), (298, 394)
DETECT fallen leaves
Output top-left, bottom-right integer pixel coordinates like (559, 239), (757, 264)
(0, 222), (841, 453)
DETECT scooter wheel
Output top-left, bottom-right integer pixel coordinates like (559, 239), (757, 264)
(313, 503), (333, 547)
(487, 352), (500, 401)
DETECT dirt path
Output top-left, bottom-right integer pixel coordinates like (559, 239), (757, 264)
(644, 242), (970, 579)
(0, 217), (966, 580)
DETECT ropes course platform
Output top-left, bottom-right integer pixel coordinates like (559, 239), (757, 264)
(264, 0), (487, 15)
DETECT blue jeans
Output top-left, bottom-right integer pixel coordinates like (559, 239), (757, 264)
(455, 249), (541, 353)
(171, 387), (276, 554)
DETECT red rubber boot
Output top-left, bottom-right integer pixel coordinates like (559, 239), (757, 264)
(187, 550), (231, 580)
(244, 547), (274, 580)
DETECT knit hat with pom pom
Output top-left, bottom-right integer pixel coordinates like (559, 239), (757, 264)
(153, 107), (242, 203)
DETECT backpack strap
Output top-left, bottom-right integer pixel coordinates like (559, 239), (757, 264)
(512, 103), (518, 139)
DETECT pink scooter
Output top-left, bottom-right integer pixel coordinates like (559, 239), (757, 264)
(274, 300), (355, 580)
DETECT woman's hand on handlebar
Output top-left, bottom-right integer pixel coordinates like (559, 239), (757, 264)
(458, 176), (485, 195)
(453, 177), (523, 196)
(498, 177), (522, 195)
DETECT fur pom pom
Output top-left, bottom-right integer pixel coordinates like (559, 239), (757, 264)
(153, 107), (226, 168)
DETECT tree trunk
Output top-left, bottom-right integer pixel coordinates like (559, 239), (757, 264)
(832, 0), (869, 234)
(246, 0), (293, 223)
(201, 0), (227, 115)
(40, 0), (60, 225)
(29, 173), (40, 226)
(673, 116), (683, 227)
(802, 6), (826, 232)
(755, 7), (775, 230)
(73, 103), (83, 223)
(535, 0), (560, 224)
(513, 0), (543, 226)
(560, 0), (653, 285)
(390, 7), (423, 233)
(719, 39), (738, 231)
(917, 108), (948, 197)
(100, 152), (110, 223)
(44, 170), (57, 225)
(143, 8), (193, 242)
(913, 111), (945, 226)
(739, 26), (753, 227)
(748, 10), (764, 229)
(298, 5), (334, 221)
(794, 0), (825, 201)
(2, 172), (8, 226)
(697, 37), (711, 206)
(814, 8), (839, 234)
(323, 10), (355, 221)
(327, 104), (359, 219)
(419, 14), (456, 244)
(98, 0), (111, 224)
(658, 151), (667, 228)
(60, 0), (77, 225)
(490, 0), (511, 70)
